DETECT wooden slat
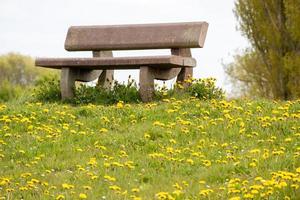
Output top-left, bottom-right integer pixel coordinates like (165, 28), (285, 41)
(35, 55), (196, 70)
(65, 22), (208, 51)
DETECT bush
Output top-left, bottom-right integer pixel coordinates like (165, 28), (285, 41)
(154, 82), (176, 100)
(33, 75), (140, 104)
(0, 80), (23, 102)
(74, 77), (140, 104)
(33, 74), (61, 102)
(179, 78), (225, 100)
(32, 75), (224, 104)
(110, 79), (141, 103)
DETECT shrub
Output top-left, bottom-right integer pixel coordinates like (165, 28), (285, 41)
(0, 80), (23, 102)
(74, 77), (140, 105)
(154, 82), (176, 100)
(32, 75), (224, 104)
(110, 78), (141, 103)
(74, 84), (119, 105)
(180, 78), (225, 100)
(33, 74), (61, 102)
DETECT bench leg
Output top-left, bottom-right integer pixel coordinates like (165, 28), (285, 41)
(139, 66), (155, 102)
(171, 48), (193, 87)
(176, 67), (193, 84)
(93, 51), (114, 89)
(97, 70), (114, 89)
(61, 68), (76, 100)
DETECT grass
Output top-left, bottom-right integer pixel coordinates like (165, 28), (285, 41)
(0, 98), (299, 199)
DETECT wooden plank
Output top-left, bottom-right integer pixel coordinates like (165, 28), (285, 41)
(35, 55), (196, 69)
(65, 22), (208, 51)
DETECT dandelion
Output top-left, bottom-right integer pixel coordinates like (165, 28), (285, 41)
(131, 188), (140, 193)
(79, 193), (87, 199)
(116, 101), (124, 108)
(87, 157), (98, 167)
(202, 159), (212, 167)
(100, 128), (108, 133)
(229, 197), (241, 200)
(172, 189), (183, 196)
(186, 158), (194, 165)
(199, 189), (213, 196)
(285, 138), (292, 142)
(144, 133), (151, 139)
(155, 192), (175, 200)
(83, 185), (92, 190)
(109, 185), (122, 191)
(56, 194), (65, 200)
(104, 175), (116, 182)
(249, 162), (257, 167)
(62, 183), (74, 189)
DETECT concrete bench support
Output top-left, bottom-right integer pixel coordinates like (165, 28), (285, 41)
(139, 66), (155, 102)
(172, 48), (193, 87)
(60, 51), (114, 100)
(60, 67), (76, 100)
(138, 48), (193, 102)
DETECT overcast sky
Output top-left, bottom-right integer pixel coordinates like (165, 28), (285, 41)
(0, 0), (249, 92)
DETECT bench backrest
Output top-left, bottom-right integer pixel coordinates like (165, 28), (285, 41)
(65, 22), (208, 51)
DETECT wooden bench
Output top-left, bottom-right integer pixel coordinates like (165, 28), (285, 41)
(35, 22), (208, 102)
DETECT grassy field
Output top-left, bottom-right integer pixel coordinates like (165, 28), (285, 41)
(0, 98), (299, 199)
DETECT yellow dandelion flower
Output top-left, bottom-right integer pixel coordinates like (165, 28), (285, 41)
(79, 193), (87, 199)
(229, 197), (241, 200)
(131, 188), (140, 193)
(144, 133), (151, 139)
(83, 185), (92, 190)
(56, 194), (65, 200)
(62, 183), (74, 189)
(186, 158), (194, 165)
(100, 128), (108, 133)
(109, 185), (121, 191)
(116, 101), (124, 108)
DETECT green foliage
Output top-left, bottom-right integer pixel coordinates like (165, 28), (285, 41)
(32, 77), (224, 104)
(0, 52), (56, 86)
(73, 85), (103, 104)
(284, 52), (300, 99)
(33, 76), (140, 104)
(108, 78), (141, 103)
(0, 80), (23, 102)
(225, 49), (274, 98)
(0, 52), (57, 101)
(184, 78), (225, 100)
(155, 78), (225, 101)
(228, 0), (300, 100)
(74, 79), (141, 105)
(33, 74), (61, 102)
(154, 83), (177, 100)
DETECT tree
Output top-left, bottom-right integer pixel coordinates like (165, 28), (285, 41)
(0, 53), (55, 86)
(226, 0), (300, 99)
(0, 53), (57, 101)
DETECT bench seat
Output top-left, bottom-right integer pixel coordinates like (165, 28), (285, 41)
(36, 55), (196, 70)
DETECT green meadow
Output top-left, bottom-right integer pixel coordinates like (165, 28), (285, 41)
(0, 98), (299, 199)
